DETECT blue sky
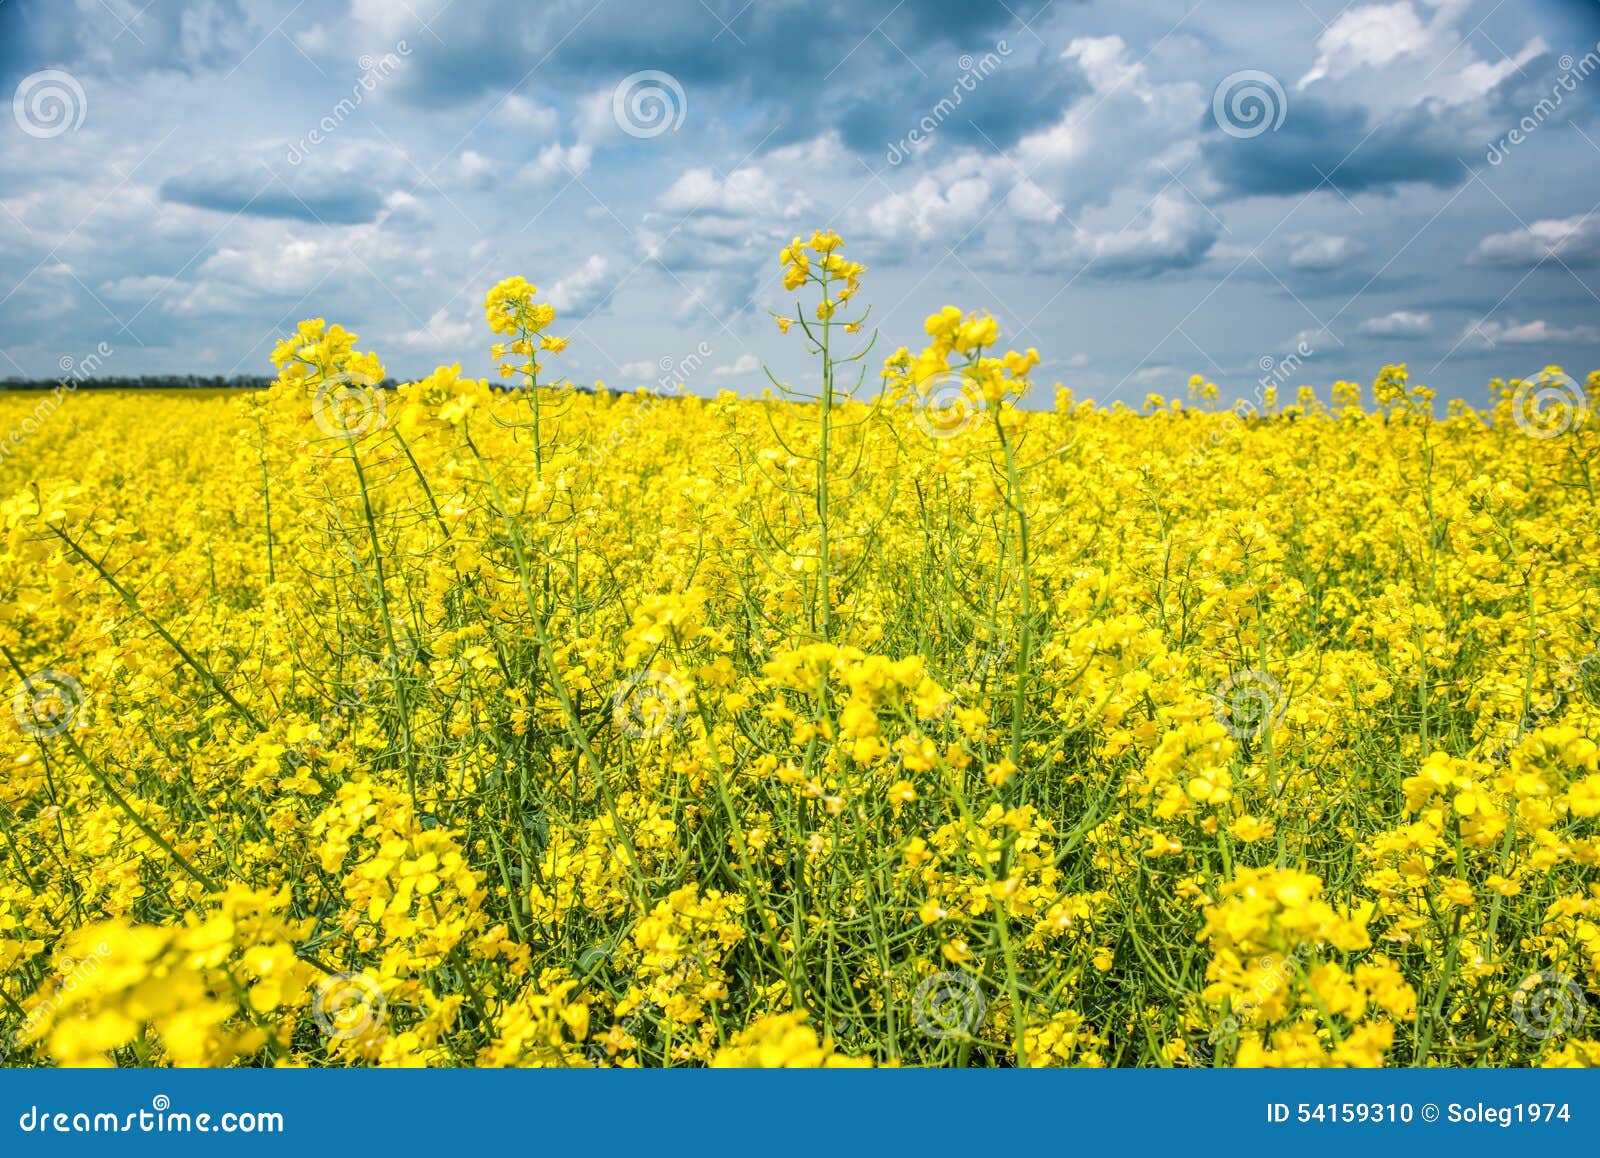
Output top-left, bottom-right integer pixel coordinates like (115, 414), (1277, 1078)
(2, 0), (1599, 404)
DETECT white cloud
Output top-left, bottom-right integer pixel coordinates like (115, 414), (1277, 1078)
(295, 23), (332, 55)
(547, 255), (611, 316)
(1462, 317), (1600, 346)
(100, 274), (174, 300)
(1358, 310), (1432, 336)
(1289, 234), (1364, 272)
(1009, 114), (1089, 175)
(1296, 0), (1546, 112)
(1130, 364), (1180, 386)
(1298, 2), (1435, 89)
(1053, 189), (1218, 274)
(378, 190), (429, 227)
(864, 165), (992, 243)
(456, 149), (496, 189)
(195, 236), (342, 296)
(768, 134), (845, 169)
(575, 87), (623, 144)
(713, 353), (760, 377)
(1013, 35), (1203, 189)
(660, 166), (802, 217)
(395, 307), (474, 350)
(976, 33), (1207, 270)
(1064, 35), (1155, 99)
(1473, 215), (1600, 268)
(637, 144), (838, 320)
(1431, 38), (1547, 106)
(1006, 178), (1063, 225)
(516, 142), (593, 186)
(495, 93), (559, 135)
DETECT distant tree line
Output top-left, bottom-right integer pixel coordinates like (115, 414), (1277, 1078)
(0, 376), (601, 393)
(0, 375), (285, 392)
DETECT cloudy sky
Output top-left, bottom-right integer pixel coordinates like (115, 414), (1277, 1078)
(2, 0), (1598, 403)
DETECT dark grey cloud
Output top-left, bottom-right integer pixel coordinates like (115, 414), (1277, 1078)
(0, 0), (259, 85)
(1205, 100), (1468, 198)
(160, 172), (386, 224)
(354, 0), (1071, 155)
(837, 42), (1084, 160)
(157, 141), (411, 225)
